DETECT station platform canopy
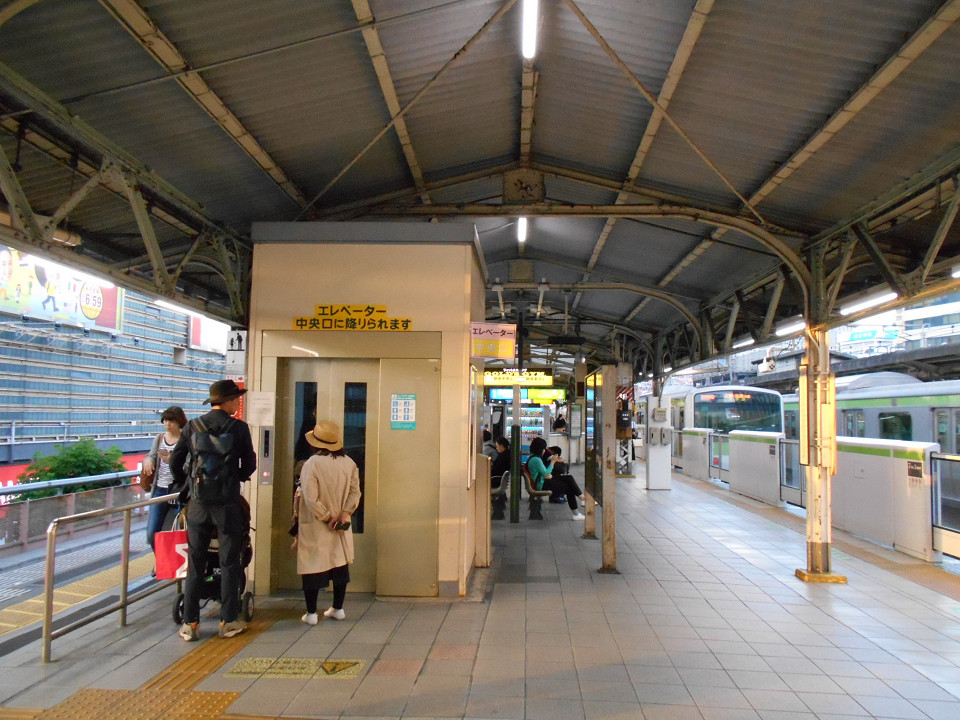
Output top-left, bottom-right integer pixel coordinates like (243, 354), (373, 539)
(1, 0), (959, 377)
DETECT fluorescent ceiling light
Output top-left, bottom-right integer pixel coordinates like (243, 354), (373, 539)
(663, 366), (672, 373)
(517, 217), (527, 244)
(521, 0), (538, 59)
(952, 265), (960, 278)
(839, 291), (898, 316)
(732, 338), (755, 349)
(157, 299), (203, 317)
(27, 253), (114, 289)
(775, 321), (806, 337)
(0, 210), (82, 247)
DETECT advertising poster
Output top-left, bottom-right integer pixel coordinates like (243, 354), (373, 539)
(0, 244), (122, 331)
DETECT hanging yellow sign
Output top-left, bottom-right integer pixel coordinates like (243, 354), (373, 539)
(471, 322), (516, 359)
(294, 304), (412, 331)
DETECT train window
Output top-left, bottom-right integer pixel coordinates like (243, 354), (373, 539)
(842, 410), (865, 438)
(936, 410), (950, 452)
(785, 410), (798, 439)
(879, 412), (913, 441)
(955, 410), (960, 455)
(692, 390), (782, 433)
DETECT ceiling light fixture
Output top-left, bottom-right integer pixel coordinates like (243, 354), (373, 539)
(732, 338), (755, 349)
(839, 291), (898, 316)
(521, 0), (538, 59)
(517, 217), (527, 244)
(775, 320), (806, 337)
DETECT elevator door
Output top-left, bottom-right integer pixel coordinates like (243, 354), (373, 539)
(278, 359), (379, 593)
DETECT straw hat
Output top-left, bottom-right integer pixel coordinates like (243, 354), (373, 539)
(305, 420), (343, 451)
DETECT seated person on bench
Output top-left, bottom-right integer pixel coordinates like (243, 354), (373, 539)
(490, 436), (511, 489)
(526, 437), (585, 520)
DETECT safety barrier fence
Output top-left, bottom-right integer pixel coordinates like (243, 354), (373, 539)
(779, 438), (804, 507)
(0, 471), (145, 552)
(932, 453), (960, 534)
(707, 432), (729, 480)
(42, 491), (179, 662)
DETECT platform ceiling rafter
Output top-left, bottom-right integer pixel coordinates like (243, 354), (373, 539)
(0, 0), (958, 375)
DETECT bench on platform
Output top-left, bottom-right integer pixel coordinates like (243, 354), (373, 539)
(491, 471), (508, 520)
(522, 466), (552, 520)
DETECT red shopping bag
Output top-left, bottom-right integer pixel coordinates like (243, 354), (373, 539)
(154, 529), (189, 579)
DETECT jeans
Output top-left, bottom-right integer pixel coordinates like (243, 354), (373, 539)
(183, 500), (246, 624)
(542, 474), (582, 511)
(146, 484), (176, 550)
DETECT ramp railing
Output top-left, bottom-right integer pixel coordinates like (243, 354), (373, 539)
(42, 491), (178, 662)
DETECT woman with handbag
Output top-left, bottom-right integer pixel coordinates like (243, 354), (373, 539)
(297, 420), (361, 624)
(142, 406), (188, 573)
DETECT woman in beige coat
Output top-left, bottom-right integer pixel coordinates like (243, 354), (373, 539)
(297, 420), (361, 624)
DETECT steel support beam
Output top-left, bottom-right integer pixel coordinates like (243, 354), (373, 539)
(850, 223), (909, 297)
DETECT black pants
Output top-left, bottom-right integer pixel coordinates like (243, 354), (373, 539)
(542, 474), (582, 511)
(302, 566), (349, 613)
(184, 500), (246, 624)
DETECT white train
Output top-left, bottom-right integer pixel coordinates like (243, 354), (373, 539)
(782, 372), (960, 454)
(645, 385), (784, 468)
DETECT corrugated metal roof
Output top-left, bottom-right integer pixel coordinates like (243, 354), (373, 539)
(0, 0), (958, 371)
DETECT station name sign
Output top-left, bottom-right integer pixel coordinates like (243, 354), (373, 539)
(294, 304), (412, 331)
(483, 368), (553, 386)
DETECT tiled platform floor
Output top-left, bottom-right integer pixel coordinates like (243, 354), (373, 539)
(2, 464), (960, 719)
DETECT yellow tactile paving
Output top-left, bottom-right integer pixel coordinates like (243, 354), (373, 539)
(0, 555), (155, 636)
(0, 610), (301, 720)
(0, 709), (40, 719)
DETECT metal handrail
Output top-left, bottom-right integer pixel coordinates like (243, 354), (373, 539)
(0, 470), (139, 497)
(42, 491), (179, 663)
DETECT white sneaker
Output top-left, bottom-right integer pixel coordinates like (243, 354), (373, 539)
(323, 607), (346, 620)
(571, 512), (584, 520)
(301, 612), (318, 626)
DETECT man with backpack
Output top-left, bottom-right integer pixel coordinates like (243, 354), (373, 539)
(169, 379), (257, 641)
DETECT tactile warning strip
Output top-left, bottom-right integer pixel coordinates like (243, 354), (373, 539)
(143, 609), (279, 694)
(0, 610), (295, 720)
(27, 688), (239, 720)
(0, 709), (40, 719)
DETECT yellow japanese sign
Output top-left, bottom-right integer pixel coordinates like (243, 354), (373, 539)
(471, 322), (516, 359)
(294, 304), (412, 331)
(483, 369), (553, 386)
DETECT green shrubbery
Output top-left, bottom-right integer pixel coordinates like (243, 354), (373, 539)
(14, 439), (126, 500)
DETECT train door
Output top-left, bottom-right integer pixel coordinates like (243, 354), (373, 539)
(841, 409), (865, 437)
(670, 402), (684, 459)
(277, 358), (380, 593)
(933, 408), (960, 545)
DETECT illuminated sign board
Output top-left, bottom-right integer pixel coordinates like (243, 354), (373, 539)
(527, 388), (566, 403)
(488, 387), (567, 402)
(483, 368), (553, 386)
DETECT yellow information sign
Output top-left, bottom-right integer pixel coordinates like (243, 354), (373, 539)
(483, 369), (553, 386)
(294, 304), (412, 331)
(471, 322), (516, 359)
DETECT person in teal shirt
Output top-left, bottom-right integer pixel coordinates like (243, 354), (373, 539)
(526, 437), (584, 519)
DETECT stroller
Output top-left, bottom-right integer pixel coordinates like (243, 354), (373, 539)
(172, 502), (255, 625)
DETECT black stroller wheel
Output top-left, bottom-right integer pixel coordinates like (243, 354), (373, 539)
(173, 592), (185, 625)
(241, 592), (254, 622)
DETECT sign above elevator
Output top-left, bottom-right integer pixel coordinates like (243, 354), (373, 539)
(294, 304), (412, 331)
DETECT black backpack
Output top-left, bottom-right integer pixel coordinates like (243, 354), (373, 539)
(188, 417), (239, 505)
